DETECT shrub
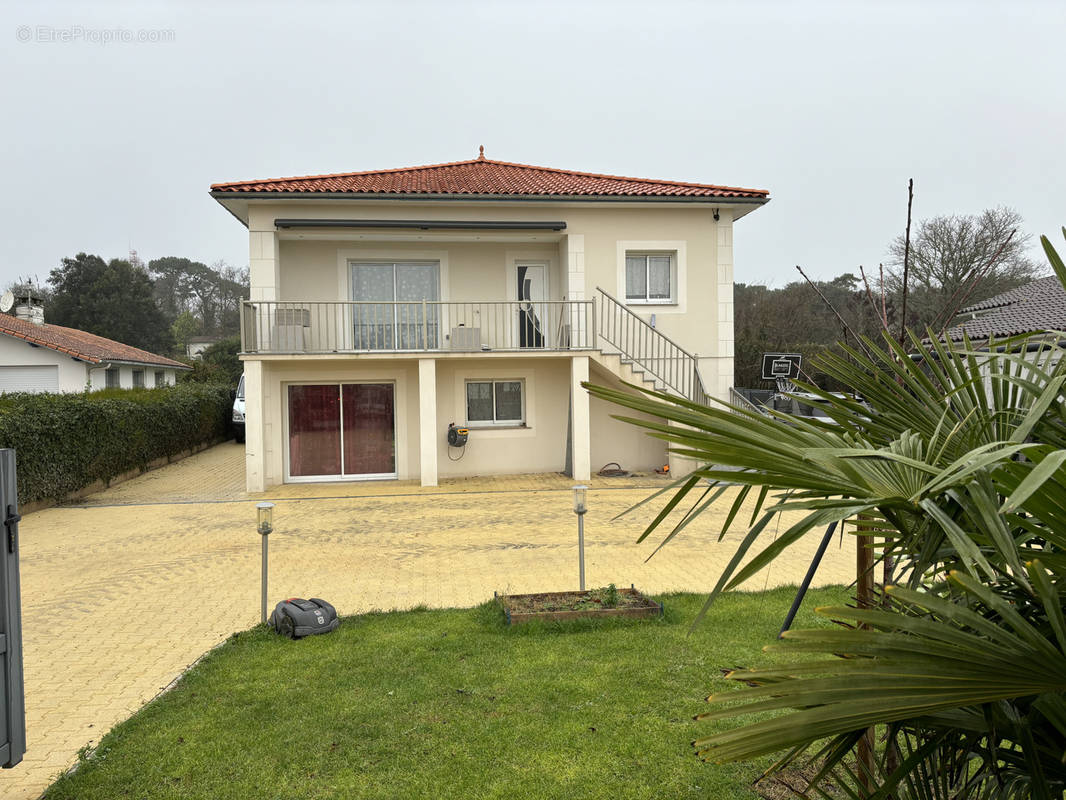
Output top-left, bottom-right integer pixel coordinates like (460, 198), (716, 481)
(0, 383), (231, 505)
(179, 335), (242, 387)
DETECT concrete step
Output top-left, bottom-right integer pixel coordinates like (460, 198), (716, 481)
(593, 349), (663, 391)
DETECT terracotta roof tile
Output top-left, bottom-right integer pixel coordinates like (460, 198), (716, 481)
(210, 155), (769, 200)
(944, 276), (1066, 341)
(0, 314), (189, 369)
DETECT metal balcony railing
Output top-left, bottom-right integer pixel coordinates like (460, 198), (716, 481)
(240, 300), (595, 355)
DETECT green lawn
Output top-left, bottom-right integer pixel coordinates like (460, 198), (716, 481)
(45, 587), (846, 800)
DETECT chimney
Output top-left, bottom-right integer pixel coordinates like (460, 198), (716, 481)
(14, 293), (44, 326)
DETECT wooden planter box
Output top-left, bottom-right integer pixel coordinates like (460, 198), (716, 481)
(496, 586), (663, 626)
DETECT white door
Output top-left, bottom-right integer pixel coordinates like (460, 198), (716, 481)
(516, 263), (548, 348)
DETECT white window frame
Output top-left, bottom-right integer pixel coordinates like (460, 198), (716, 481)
(282, 380), (399, 483)
(346, 259), (443, 351)
(624, 252), (675, 304)
(616, 240), (687, 312)
(464, 379), (526, 428)
(348, 260), (442, 302)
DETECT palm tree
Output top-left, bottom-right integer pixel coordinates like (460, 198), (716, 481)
(583, 231), (1066, 798)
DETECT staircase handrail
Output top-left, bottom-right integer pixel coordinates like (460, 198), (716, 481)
(728, 386), (765, 415)
(595, 287), (709, 404)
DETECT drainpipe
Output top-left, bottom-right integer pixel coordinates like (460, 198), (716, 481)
(87, 362), (114, 392)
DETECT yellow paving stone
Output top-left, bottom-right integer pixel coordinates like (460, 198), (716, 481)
(3, 441), (858, 800)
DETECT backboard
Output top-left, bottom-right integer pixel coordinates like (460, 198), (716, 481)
(761, 353), (802, 382)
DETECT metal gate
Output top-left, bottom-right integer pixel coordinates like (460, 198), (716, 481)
(0, 449), (25, 768)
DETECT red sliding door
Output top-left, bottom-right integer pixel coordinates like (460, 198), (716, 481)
(342, 384), (395, 475)
(287, 385), (341, 477)
(288, 383), (395, 479)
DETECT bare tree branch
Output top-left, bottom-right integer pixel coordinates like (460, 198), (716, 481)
(795, 265), (872, 357)
(929, 229), (1017, 337)
(858, 264), (890, 334)
(879, 264), (888, 329)
(898, 178), (914, 345)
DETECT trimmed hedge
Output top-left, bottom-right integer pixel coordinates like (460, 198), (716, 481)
(0, 384), (232, 505)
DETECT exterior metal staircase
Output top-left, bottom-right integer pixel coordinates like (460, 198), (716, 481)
(593, 287), (710, 405)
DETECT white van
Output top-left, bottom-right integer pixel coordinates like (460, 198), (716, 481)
(232, 374), (245, 443)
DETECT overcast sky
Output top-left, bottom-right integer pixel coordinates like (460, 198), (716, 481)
(2, 0), (1063, 291)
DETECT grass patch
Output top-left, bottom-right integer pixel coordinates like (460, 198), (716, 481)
(45, 587), (847, 800)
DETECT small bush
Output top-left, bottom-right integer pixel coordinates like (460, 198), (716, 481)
(179, 335), (242, 387)
(0, 383), (231, 505)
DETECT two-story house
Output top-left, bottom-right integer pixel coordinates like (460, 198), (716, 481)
(211, 151), (768, 491)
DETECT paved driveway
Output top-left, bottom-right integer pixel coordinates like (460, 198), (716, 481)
(5, 442), (856, 799)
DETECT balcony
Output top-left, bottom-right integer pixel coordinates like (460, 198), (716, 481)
(240, 300), (595, 355)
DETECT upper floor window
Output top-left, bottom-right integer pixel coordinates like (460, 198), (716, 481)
(350, 261), (441, 350)
(625, 252), (675, 304)
(105, 368), (119, 388)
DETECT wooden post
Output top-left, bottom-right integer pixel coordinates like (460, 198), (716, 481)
(856, 514), (877, 796)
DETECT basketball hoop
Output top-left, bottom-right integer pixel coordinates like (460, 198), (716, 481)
(761, 353), (802, 393)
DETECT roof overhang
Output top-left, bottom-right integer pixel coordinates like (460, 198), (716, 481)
(96, 359), (193, 371)
(273, 218), (567, 231)
(211, 192), (769, 227)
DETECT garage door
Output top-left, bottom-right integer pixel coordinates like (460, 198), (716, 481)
(0, 366), (59, 393)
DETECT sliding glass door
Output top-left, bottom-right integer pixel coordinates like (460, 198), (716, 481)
(341, 384), (395, 475)
(288, 383), (395, 480)
(287, 385), (342, 477)
(351, 262), (440, 349)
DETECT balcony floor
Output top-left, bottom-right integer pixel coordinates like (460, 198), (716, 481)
(239, 348), (593, 361)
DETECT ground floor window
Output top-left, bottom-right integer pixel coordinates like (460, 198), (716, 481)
(155, 370), (165, 387)
(466, 380), (524, 426)
(132, 369), (145, 388)
(287, 383), (395, 479)
(105, 368), (119, 388)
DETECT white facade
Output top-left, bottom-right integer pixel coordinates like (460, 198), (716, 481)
(0, 334), (179, 393)
(219, 173), (766, 491)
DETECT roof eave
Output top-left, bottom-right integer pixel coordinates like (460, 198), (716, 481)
(211, 191), (769, 228)
(210, 190), (768, 204)
(98, 358), (192, 370)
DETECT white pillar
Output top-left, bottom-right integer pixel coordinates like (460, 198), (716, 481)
(249, 227), (280, 303)
(571, 355), (591, 481)
(710, 209), (735, 402)
(564, 234), (587, 345)
(418, 358), (438, 487)
(667, 420), (698, 477)
(244, 359), (266, 493)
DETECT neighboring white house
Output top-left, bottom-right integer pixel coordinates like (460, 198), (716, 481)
(187, 336), (221, 360)
(211, 150), (769, 491)
(937, 275), (1066, 399)
(0, 302), (189, 392)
